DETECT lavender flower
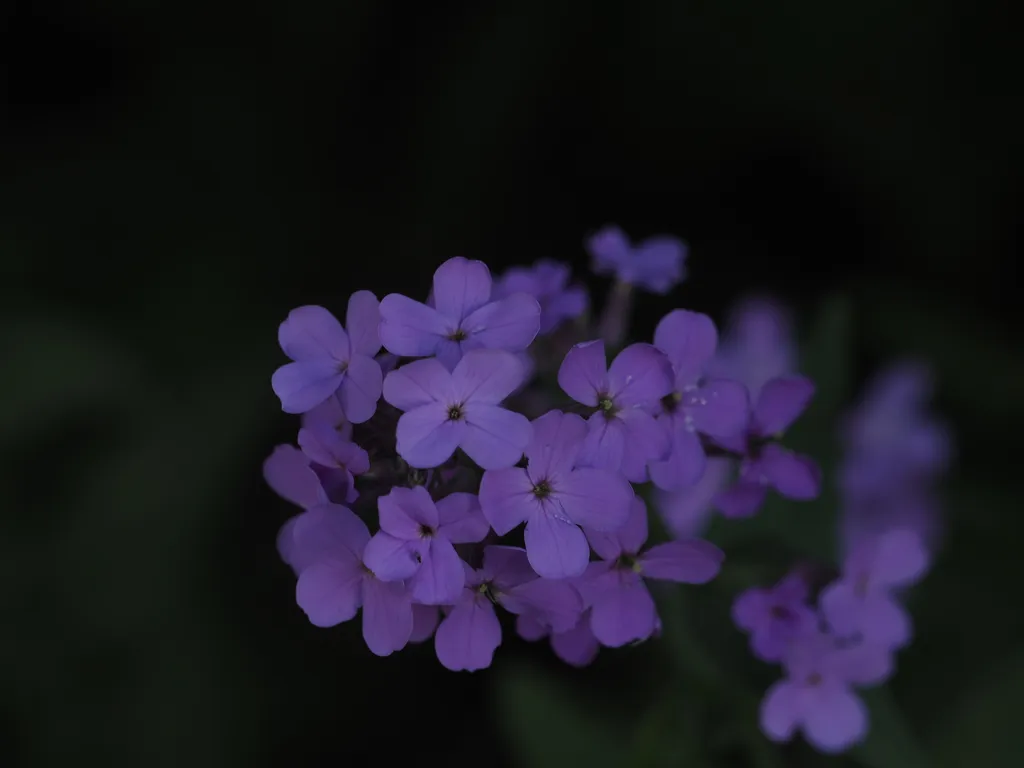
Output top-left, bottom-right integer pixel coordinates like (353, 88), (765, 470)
(297, 422), (369, 504)
(732, 573), (817, 662)
(382, 349), (532, 469)
(478, 409), (633, 578)
(434, 546), (582, 671)
(291, 504), (414, 656)
(715, 376), (821, 518)
(271, 292), (383, 420)
(586, 225), (687, 294)
(649, 309), (750, 490)
(493, 259), (588, 334)
(362, 487), (489, 605)
(557, 339), (673, 482)
(819, 528), (927, 650)
(378, 256), (541, 370)
(580, 499), (724, 646)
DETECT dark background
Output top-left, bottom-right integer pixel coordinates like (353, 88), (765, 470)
(2, 2), (1021, 766)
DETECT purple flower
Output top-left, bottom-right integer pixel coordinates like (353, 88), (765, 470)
(557, 340), (673, 482)
(580, 498), (724, 646)
(586, 225), (686, 294)
(362, 487), (489, 605)
(516, 610), (601, 667)
(819, 529), (927, 649)
(648, 310), (750, 490)
(263, 444), (327, 510)
(271, 292), (384, 420)
(382, 349), (533, 469)
(410, 604), (440, 643)
(708, 296), (795, 399)
(760, 631), (891, 753)
(493, 259), (588, 334)
(301, 395), (348, 432)
(478, 410), (634, 578)
(732, 573), (818, 662)
(378, 256), (541, 370)
(655, 457), (731, 539)
(297, 423), (369, 504)
(715, 376), (821, 518)
(434, 546), (582, 671)
(291, 504), (414, 656)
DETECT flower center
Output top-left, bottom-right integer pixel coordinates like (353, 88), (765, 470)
(447, 403), (465, 421)
(532, 480), (552, 499)
(419, 523), (435, 538)
(597, 394), (619, 417)
(660, 391), (682, 413)
(805, 672), (823, 686)
(854, 572), (870, 597)
(447, 328), (468, 342)
(615, 553), (643, 574)
(769, 604), (795, 622)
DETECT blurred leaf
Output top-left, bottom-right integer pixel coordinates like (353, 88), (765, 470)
(929, 650), (1024, 768)
(851, 687), (931, 768)
(495, 663), (626, 768)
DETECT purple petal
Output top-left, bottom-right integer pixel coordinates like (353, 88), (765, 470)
(607, 343), (674, 407)
(803, 686), (868, 753)
(586, 496), (649, 560)
(525, 410), (587, 479)
(362, 532), (420, 581)
(395, 404), (465, 468)
(461, 293), (541, 352)
(543, 286), (588, 334)
(869, 529), (928, 588)
(732, 588), (768, 632)
(272, 361), (343, 414)
(276, 516), (302, 573)
(524, 508), (590, 579)
(649, 425), (706, 490)
(832, 642), (895, 686)
(478, 468), (535, 535)
(689, 379), (750, 438)
(551, 613), (600, 667)
(410, 538), (466, 605)
(589, 573), (658, 647)
(346, 290), (382, 357)
(516, 613), (548, 641)
(278, 305), (350, 362)
(432, 257), (492, 321)
(434, 592), (502, 671)
(759, 681), (802, 743)
(653, 310), (717, 384)
(578, 414), (626, 474)
(715, 480), (769, 518)
(480, 545), (536, 588)
(290, 503), (370, 572)
(556, 467), (633, 531)
(301, 394), (347, 431)
(435, 492), (490, 543)
(382, 357), (452, 410)
(378, 293), (449, 357)
(655, 457), (730, 538)
(296, 560), (363, 627)
(640, 539), (724, 583)
(263, 445), (326, 509)
(631, 236), (686, 294)
(338, 354), (382, 424)
(503, 578), (583, 633)
(378, 486), (438, 537)
(557, 340), (607, 407)
(753, 376), (815, 436)
(451, 349), (526, 404)
(760, 445), (821, 500)
(461, 404), (531, 469)
(618, 407), (671, 482)
(410, 605), (440, 643)
(587, 225), (631, 274)
(361, 576), (413, 656)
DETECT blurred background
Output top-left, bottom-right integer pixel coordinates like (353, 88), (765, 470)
(2, 1), (1021, 766)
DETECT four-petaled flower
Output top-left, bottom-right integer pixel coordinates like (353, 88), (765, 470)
(732, 572), (817, 662)
(586, 225), (687, 294)
(493, 259), (588, 334)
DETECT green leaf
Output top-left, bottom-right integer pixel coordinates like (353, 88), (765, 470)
(851, 687), (932, 768)
(495, 663), (627, 768)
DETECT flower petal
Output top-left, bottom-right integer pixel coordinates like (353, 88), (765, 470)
(753, 375), (815, 436)
(640, 539), (724, 583)
(346, 290), (382, 357)
(395, 404), (465, 468)
(411, 538), (466, 605)
(524, 409), (587, 479)
(378, 486), (438, 537)
(410, 604), (440, 643)
(631, 236), (686, 294)
(481, 545), (537, 588)
(587, 225), (631, 274)
(503, 578), (583, 633)
(435, 492), (490, 543)
(338, 354), (382, 424)
(803, 686), (867, 753)
(578, 414), (626, 474)
(586, 496), (649, 559)
(551, 614), (600, 667)
(362, 532), (420, 581)
(379, 293), (449, 357)
(607, 343), (674, 407)
(435, 593), (502, 671)
(759, 681), (802, 743)
(278, 305), (350, 362)
(478, 467), (535, 535)
(653, 309), (717, 384)
(715, 481), (768, 518)
(461, 293), (542, 353)
(361, 576), (413, 656)
(382, 357), (452, 411)
(649, 424), (706, 490)
(451, 349), (526, 404)
(272, 361), (343, 414)
(761, 445), (821, 499)
(432, 257), (493, 321)
(689, 379), (750, 438)
(263, 444), (326, 509)
(461, 404), (531, 469)
(556, 467), (633, 531)
(296, 560), (363, 627)
(619, 407), (670, 482)
(290, 503), (369, 571)
(589, 573), (657, 646)
(524, 508), (590, 579)
(869, 528), (928, 588)
(557, 340), (607, 407)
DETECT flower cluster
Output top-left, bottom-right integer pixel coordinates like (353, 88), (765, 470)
(263, 226), (823, 677)
(734, 361), (950, 753)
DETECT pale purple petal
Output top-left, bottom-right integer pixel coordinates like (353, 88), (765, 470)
(516, 613), (548, 641)
(803, 686), (868, 753)
(346, 290), (382, 357)
(272, 361), (344, 414)
(586, 496), (649, 559)
(631, 236), (686, 294)
(395, 405), (465, 468)
(435, 592), (502, 671)
(461, 404), (531, 469)
(649, 426), (706, 490)
(551, 614), (600, 666)
(760, 445), (821, 499)
(689, 379), (750, 438)
(556, 468), (633, 531)
(362, 532), (420, 581)
(379, 293), (450, 357)
(478, 468), (535, 535)
(557, 340), (607, 407)
(263, 445), (326, 509)
(410, 605), (440, 643)
(432, 257), (492, 321)
(461, 293), (541, 352)
(715, 481), (768, 518)
(760, 680), (802, 742)
(619, 408), (671, 481)
(410, 538), (466, 605)
(290, 503), (369, 571)
(278, 305), (350, 362)
(435, 492), (490, 543)
(296, 560), (363, 627)
(607, 343), (674, 406)
(525, 410), (587, 479)
(378, 486), (438, 538)
(361, 576), (413, 656)
(754, 376), (815, 436)
(587, 225), (631, 274)
(451, 349), (526, 404)
(732, 588), (768, 632)
(382, 357), (451, 410)
(301, 394), (347, 430)
(524, 508), (590, 579)
(640, 539), (724, 583)
(832, 642), (895, 686)
(869, 529), (928, 588)
(589, 573), (658, 646)
(502, 578), (583, 633)
(654, 310), (718, 384)
(655, 457), (730, 538)
(480, 545), (537, 588)
(276, 516), (302, 573)
(578, 415), (626, 474)
(338, 354), (382, 423)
